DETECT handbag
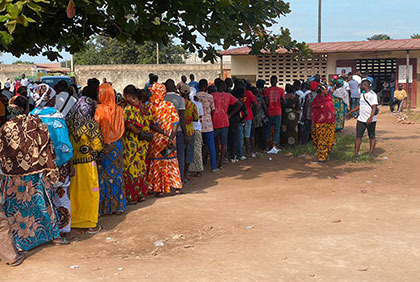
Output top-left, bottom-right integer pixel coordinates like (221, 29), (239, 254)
(362, 93), (379, 116)
(160, 143), (176, 158)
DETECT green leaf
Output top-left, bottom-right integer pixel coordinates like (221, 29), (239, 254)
(0, 15), (10, 22)
(6, 4), (20, 18)
(26, 16), (36, 23)
(16, 15), (28, 26)
(0, 31), (14, 47)
(27, 2), (42, 12)
(6, 20), (17, 33)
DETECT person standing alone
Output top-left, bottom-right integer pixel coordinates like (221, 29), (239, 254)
(347, 78), (378, 159)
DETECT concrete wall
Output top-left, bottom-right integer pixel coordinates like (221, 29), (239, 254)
(0, 64), (35, 83)
(75, 64), (221, 93)
(230, 55), (257, 78)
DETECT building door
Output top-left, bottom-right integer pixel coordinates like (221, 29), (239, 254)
(396, 58), (417, 108)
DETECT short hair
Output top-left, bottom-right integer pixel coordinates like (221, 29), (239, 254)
(190, 74), (195, 80)
(123, 84), (137, 96)
(181, 75), (187, 83)
(82, 85), (98, 101)
(293, 80), (301, 89)
(198, 79), (208, 91)
(208, 85), (217, 94)
(13, 95), (28, 110)
(215, 79), (226, 92)
(87, 78), (100, 88)
(256, 79), (266, 89)
(56, 79), (68, 90)
(285, 83), (294, 94)
(225, 78), (233, 88)
(270, 76), (278, 85)
(165, 79), (176, 91)
(150, 74), (158, 83)
(149, 73), (154, 79)
(17, 86), (27, 97)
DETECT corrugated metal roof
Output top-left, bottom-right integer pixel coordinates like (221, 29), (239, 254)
(220, 38), (420, 55)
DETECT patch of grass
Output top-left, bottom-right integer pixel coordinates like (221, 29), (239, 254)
(283, 133), (372, 163)
(407, 111), (420, 123)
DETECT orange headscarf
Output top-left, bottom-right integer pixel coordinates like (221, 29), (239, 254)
(95, 83), (124, 144)
(150, 83), (167, 105)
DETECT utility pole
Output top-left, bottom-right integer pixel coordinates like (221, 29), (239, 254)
(406, 50), (411, 110)
(318, 0), (322, 43)
(156, 42), (159, 64)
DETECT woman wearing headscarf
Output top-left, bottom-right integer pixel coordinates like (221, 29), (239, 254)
(280, 83), (301, 147)
(147, 83), (182, 197)
(94, 83), (126, 215)
(30, 84), (74, 242)
(122, 85), (152, 204)
(311, 83), (336, 162)
(67, 97), (104, 233)
(332, 79), (350, 132)
(0, 96), (61, 251)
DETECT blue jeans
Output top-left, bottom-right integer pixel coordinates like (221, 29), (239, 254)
(203, 131), (217, 170)
(265, 115), (282, 146)
(176, 131), (186, 182)
(351, 98), (360, 117)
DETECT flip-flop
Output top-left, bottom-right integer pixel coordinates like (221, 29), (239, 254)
(7, 253), (25, 267)
(87, 224), (103, 235)
(53, 237), (70, 246)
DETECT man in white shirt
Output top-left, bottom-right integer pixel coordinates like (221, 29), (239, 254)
(347, 78), (378, 159)
(348, 73), (361, 118)
(20, 74), (29, 87)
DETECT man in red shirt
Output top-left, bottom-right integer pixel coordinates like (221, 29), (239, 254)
(264, 76), (285, 154)
(240, 84), (256, 159)
(211, 79), (242, 169)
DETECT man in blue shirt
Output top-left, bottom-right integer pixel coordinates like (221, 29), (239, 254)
(188, 74), (199, 92)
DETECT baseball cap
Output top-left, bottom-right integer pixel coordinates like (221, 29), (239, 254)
(180, 84), (191, 95)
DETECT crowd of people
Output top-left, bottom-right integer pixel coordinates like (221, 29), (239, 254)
(0, 71), (379, 266)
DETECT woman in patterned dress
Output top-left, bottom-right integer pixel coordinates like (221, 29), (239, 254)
(30, 84), (74, 241)
(95, 83), (126, 215)
(332, 79), (350, 132)
(146, 83), (182, 197)
(67, 97), (104, 233)
(122, 85), (152, 203)
(0, 96), (61, 251)
(311, 83), (336, 162)
(280, 84), (301, 147)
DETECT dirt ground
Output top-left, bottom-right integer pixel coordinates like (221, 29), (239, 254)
(2, 110), (420, 282)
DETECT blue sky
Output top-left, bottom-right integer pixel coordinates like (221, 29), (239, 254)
(2, 0), (420, 64)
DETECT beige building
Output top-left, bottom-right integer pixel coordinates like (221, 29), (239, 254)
(221, 39), (420, 108)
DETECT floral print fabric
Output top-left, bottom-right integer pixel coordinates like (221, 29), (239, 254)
(0, 173), (60, 251)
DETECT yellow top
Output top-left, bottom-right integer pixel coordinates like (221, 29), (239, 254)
(394, 90), (407, 101)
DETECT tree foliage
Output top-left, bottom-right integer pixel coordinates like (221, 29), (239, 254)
(411, 34), (420, 39)
(73, 36), (189, 65)
(0, 0), (310, 62)
(12, 60), (33, 64)
(367, 34), (392, 41)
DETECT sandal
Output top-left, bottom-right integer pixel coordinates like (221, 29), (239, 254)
(87, 224), (103, 234)
(175, 189), (184, 195)
(7, 253), (25, 267)
(53, 237), (70, 245)
(155, 192), (164, 198)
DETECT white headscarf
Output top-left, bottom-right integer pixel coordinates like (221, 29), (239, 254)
(31, 83), (56, 108)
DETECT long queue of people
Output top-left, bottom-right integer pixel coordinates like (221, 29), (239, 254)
(0, 72), (378, 267)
